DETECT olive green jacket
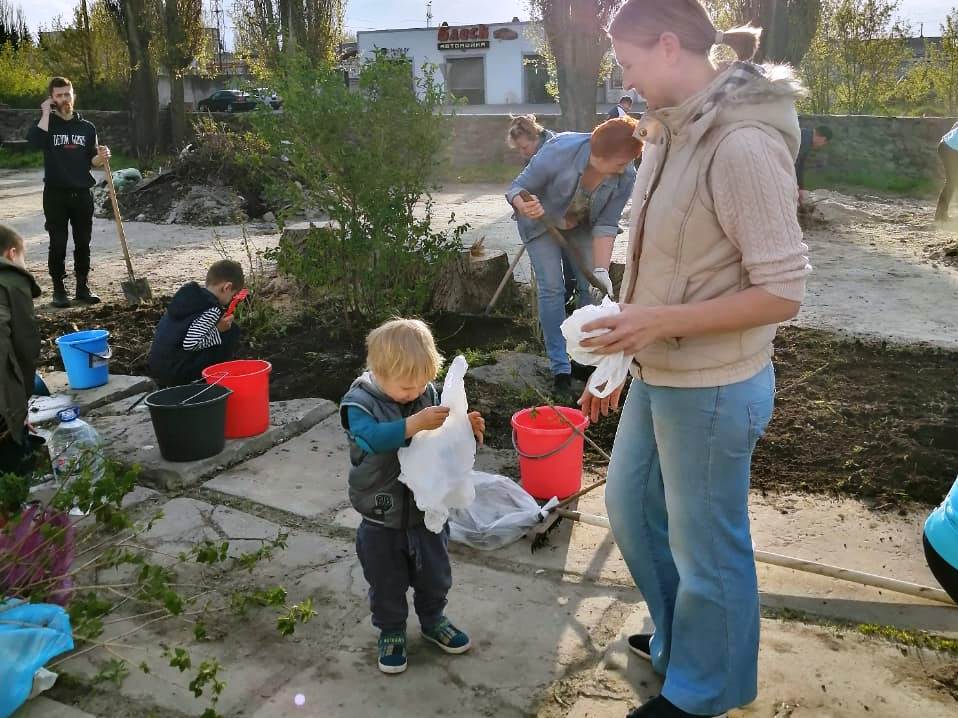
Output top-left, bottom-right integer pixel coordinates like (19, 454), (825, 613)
(0, 257), (41, 444)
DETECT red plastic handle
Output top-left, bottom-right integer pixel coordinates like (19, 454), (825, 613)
(224, 288), (249, 317)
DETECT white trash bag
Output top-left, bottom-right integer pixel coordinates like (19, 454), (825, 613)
(398, 355), (477, 533)
(561, 297), (632, 398)
(449, 472), (559, 550)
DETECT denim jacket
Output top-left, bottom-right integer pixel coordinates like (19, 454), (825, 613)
(506, 132), (635, 244)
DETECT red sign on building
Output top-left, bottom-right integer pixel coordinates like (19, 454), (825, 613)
(437, 24), (491, 50)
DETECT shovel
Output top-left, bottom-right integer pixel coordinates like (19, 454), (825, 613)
(518, 190), (608, 295)
(102, 156), (153, 306)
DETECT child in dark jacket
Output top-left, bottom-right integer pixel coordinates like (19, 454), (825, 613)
(0, 225), (42, 476)
(148, 260), (244, 387)
(340, 318), (485, 675)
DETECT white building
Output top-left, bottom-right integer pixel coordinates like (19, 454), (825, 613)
(356, 19), (634, 109)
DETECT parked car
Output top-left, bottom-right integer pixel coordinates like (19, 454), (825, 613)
(254, 87), (283, 110)
(197, 90), (257, 113)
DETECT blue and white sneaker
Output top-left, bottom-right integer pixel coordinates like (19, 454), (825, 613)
(421, 617), (471, 654)
(378, 632), (407, 674)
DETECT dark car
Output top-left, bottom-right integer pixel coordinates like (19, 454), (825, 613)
(197, 90), (257, 113)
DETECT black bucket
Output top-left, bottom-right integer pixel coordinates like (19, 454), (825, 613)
(145, 384), (233, 462)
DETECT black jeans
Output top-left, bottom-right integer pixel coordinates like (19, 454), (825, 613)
(43, 185), (94, 280)
(936, 143), (958, 221)
(356, 520), (452, 634)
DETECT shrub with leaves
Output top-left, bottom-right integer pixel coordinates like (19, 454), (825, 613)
(255, 50), (469, 327)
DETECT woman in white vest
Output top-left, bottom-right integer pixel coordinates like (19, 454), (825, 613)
(580, 2), (812, 717)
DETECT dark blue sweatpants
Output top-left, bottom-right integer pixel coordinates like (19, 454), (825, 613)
(356, 519), (452, 634)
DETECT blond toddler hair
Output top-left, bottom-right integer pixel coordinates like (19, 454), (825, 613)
(366, 318), (444, 383)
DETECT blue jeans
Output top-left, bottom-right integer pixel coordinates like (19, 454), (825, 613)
(605, 364), (775, 715)
(526, 227), (596, 375)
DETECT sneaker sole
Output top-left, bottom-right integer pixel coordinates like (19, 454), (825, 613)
(421, 632), (471, 654)
(378, 661), (408, 674)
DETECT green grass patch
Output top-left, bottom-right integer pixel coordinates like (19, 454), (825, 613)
(806, 168), (938, 198)
(766, 607), (958, 656)
(439, 162), (521, 184)
(0, 147), (148, 172)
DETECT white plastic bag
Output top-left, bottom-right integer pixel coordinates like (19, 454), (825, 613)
(398, 355), (477, 533)
(449, 472), (559, 550)
(560, 297), (632, 398)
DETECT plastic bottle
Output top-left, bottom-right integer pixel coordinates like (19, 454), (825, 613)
(48, 407), (104, 516)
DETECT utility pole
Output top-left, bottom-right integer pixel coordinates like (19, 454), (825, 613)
(426, 1), (433, 28)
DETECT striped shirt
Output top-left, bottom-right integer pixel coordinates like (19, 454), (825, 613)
(183, 307), (223, 351)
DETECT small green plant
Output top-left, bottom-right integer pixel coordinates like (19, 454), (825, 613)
(212, 228), (286, 344)
(255, 50), (469, 328)
(0, 452), (309, 718)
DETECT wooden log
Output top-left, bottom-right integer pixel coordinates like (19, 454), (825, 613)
(430, 248), (518, 314)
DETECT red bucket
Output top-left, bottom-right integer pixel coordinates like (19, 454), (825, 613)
(202, 360), (272, 438)
(511, 406), (589, 500)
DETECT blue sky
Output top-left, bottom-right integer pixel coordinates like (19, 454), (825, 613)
(18, 0), (955, 39)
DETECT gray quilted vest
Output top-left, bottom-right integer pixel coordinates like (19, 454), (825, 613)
(340, 373), (437, 529)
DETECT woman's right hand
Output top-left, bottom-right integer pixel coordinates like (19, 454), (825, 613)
(512, 193), (545, 219)
(579, 380), (626, 424)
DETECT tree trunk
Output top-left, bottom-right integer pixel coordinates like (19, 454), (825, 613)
(541, 0), (611, 132)
(122, 0), (159, 159)
(430, 249), (518, 314)
(170, 74), (186, 150)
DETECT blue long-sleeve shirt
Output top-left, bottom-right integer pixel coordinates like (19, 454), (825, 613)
(345, 405), (407, 454)
(506, 132), (635, 244)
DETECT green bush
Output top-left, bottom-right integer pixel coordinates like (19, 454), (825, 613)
(255, 51), (469, 327)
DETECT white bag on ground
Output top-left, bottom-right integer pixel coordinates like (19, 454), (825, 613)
(561, 297), (632, 398)
(398, 355), (477, 533)
(449, 472), (559, 550)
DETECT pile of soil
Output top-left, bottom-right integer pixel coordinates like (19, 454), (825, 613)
(35, 302), (958, 509)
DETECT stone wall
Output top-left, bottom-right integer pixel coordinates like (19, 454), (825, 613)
(3, 107), (955, 191)
(798, 114), (955, 191)
(0, 110), (134, 153)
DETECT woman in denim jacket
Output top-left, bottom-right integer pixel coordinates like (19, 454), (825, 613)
(506, 117), (639, 394)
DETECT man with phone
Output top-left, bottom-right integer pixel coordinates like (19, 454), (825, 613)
(26, 76), (110, 308)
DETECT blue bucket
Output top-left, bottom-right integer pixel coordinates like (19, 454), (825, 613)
(55, 329), (112, 390)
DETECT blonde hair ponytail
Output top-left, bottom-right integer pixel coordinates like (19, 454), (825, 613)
(609, 0), (762, 62)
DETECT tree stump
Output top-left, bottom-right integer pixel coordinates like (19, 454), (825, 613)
(610, 261), (626, 298)
(430, 248), (518, 314)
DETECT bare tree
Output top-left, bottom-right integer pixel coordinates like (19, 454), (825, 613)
(106, 0), (161, 157)
(163, 0), (205, 148)
(233, 0), (343, 69)
(528, 0), (623, 131)
(0, 0), (30, 47)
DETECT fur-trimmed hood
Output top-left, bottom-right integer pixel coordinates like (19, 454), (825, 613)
(639, 62), (806, 159)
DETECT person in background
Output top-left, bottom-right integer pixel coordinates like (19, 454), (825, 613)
(608, 94), (635, 119)
(795, 124), (832, 207)
(935, 120), (958, 222)
(0, 225), (42, 476)
(507, 115), (579, 309)
(26, 76), (110, 308)
(508, 117), (639, 396)
(506, 114), (555, 163)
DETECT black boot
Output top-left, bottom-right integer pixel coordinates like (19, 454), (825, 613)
(74, 275), (101, 304)
(51, 277), (71, 308)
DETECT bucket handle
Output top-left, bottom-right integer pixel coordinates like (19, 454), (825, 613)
(512, 427), (579, 461)
(179, 372), (229, 405)
(71, 343), (113, 367)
